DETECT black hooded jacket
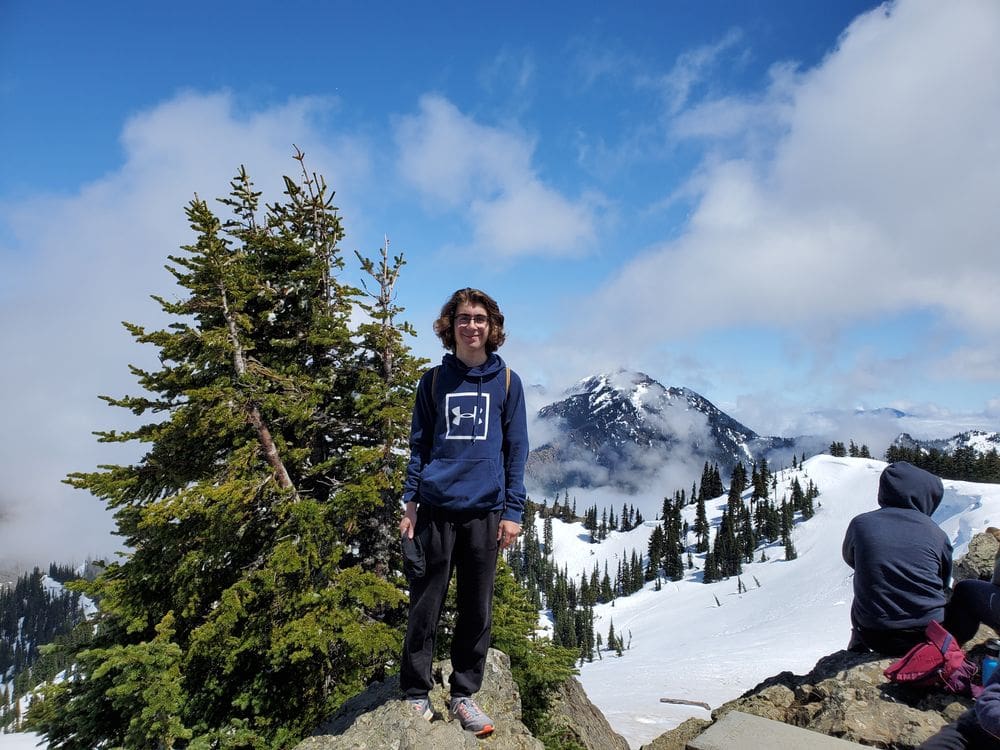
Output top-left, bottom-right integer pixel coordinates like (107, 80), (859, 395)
(843, 461), (952, 631)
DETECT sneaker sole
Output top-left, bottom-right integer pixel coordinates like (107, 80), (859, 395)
(473, 724), (494, 738)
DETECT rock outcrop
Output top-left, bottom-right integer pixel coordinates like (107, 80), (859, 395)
(953, 530), (999, 583)
(645, 531), (1000, 750)
(295, 648), (628, 750)
(546, 674), (631, 750)
(644, 637), (994, 749)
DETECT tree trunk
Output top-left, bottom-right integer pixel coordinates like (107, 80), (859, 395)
(219, 281), (297, 494)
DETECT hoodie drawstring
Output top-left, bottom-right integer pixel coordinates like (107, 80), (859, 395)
(472, 376), (483, 443)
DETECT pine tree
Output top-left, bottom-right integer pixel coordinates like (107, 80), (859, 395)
(601, 562), (613, 602)
(802, 480), (818, 520)
(712, 508), (742, 579)
(693, 493), (710, 553)
(351, 238), (427, 577)
(790, 477), (805, 512)
(663, 500), (684, 581)
(728, 462), (747, 502)
(35, 159), (420, 749)
(646, 525), (665, 581)
(737, 501), (756, 564)
(703, 548), (718, 584)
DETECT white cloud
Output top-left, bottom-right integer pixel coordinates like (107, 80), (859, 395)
(394, 94), (598, 258)
(478, 47), (536, 101)
(572, 0), (1000, 364)
(650, 27), (745, 116)
(0, 91), (370, 568)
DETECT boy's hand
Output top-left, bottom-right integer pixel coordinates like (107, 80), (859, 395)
(498, 520), (521, 550)
(400, 502), (417, 539)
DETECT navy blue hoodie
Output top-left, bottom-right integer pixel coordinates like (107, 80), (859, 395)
(842, 461), (952, 631)
(402, 353), (528, 523)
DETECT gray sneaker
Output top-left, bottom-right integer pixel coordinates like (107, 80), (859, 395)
(449, 696), (494, 737)
(407, 696), (433, 721)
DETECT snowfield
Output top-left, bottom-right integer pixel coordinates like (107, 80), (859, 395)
(541, 455), (1000, 748)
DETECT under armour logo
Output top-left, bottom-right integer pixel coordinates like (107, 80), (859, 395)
(445, 392), (490, 440)
(451, 405), (484, 428)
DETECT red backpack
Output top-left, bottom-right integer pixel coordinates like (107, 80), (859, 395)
(883, 620), (979, 695)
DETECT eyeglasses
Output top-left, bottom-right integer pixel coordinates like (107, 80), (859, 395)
(455, 314), (489, 326)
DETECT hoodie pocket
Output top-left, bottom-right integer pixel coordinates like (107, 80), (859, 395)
(420, 458), (503, 507)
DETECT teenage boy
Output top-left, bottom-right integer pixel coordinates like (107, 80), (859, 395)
(398, 288), (528, 738)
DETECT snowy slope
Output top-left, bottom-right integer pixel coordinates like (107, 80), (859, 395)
(542, 455), (1000, 748)
(0, 734), (41, 747)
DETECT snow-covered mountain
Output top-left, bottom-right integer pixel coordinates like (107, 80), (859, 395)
(539, 455), (1000, 748)
(893, 429), (1000, 455)
(527, 369), (793, 493)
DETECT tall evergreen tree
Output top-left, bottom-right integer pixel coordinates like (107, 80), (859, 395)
(728, 462), (747, 503)
(351, 239), (427, 577)
(693, 493), (710, 553)
(646, 525), (665, 581)
(34, 159), (422, 749)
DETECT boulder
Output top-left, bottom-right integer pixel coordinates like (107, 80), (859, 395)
(296, 648), (541, 750)
(953, 530), (999, 582)
(546, 675), (631, 750)
(641, 717), (710, 750)
(295, 648), (626, 750)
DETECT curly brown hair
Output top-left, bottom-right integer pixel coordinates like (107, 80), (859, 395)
(433, 287), (507, 354)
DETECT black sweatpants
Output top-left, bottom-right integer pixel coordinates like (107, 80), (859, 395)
(400, 505), (500, 699)
(943, 579), (1000, 645)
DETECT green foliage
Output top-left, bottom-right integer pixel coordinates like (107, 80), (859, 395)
(31, 156), (422, 749)
(885, 442), (1000, 482)
(491, 560), (577, 739)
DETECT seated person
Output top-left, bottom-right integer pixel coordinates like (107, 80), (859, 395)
(843, 462), (951, 655)
(918, 673), (1000, 749)
(943, 528), (1000, 644)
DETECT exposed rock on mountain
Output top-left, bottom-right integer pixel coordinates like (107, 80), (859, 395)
(527, 370), (793, 493)
(295, 648), (627, 750)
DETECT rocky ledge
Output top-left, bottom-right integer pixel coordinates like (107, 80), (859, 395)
(295, 648), (627, 750)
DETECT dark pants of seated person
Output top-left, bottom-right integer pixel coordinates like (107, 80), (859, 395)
(943, 579), (1000, 644)
(850, 624), (927, 656)
(918, 711), (1000, 749)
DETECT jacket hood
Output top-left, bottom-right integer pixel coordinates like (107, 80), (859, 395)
(877, 461), (944, 516)
(442, 352), (506, 379)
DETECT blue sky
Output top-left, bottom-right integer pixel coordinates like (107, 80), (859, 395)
(2, 0), (999, 565)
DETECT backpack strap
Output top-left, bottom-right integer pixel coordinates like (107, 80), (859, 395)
(926, 620), (954, 653)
